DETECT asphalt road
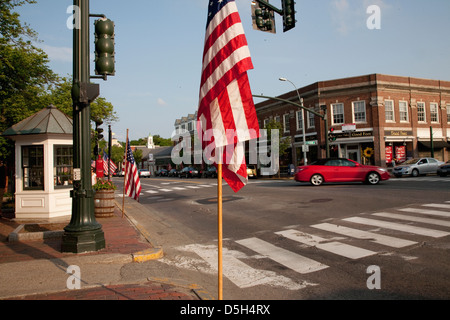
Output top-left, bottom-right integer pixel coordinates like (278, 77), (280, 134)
(114, 175), (450, 300)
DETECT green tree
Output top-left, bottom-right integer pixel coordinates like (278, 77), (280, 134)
(153, 135), (172, 146)
(0, 0), (58, 161)
(133, 149), (143, 166)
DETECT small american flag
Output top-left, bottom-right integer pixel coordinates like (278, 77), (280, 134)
(124, 140), (141, 200)
(198, 0), (260, 192)
(103, 151), (117, 175)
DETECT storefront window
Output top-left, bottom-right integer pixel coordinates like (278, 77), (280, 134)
(417, 102), (426, 122)
(54, 145), (73, 188)
(447, 105), (450, 123)
(296, 111), (303, 130)
(332, 103), (344, 125)
(353, 101), (366, 123)
(22, 145), (44, 190)
(399, 101), (409, 122)
(430, 103), (439, 123)
(385, 100), (395, 122)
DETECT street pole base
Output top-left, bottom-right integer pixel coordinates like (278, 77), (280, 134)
(61, 228), (105, 254)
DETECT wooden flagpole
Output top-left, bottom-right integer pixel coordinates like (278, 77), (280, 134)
(217, 162), (223, 300)
(121, 129), (129, 218)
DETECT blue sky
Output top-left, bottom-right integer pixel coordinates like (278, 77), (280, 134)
(17, 0), (450, 142)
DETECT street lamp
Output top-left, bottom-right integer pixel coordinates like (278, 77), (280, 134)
(279, 77), (307, 166)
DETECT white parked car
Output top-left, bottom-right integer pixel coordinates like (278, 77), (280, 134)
(393, 157), (444, 177)
(138, 169), (151, 178)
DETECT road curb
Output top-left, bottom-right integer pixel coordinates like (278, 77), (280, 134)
(114, 200), (164, 262)
(132, 247), (164, 262)
(148, 277), (215, 300)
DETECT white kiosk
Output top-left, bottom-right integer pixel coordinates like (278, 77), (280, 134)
(2, 105), (73, 221)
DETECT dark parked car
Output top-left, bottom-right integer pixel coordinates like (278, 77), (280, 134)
(156, 169), (168, 177)
(168, 169), (179, 177)
(179, 167), (199, 178)
(203, 166), (217, 178)
(295, 158), (390, 186)
(437, 160), (450, 177)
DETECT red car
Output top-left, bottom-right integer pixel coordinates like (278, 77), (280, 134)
(295, 158), (390, 186)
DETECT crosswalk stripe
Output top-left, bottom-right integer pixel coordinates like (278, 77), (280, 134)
(422, 203), (450, 210)
(236, 237), (328, 274)
(398, 208), (450, 218)
(180, 244), (313, 290)
(275, 229), (376, 259)
(311, 223), (416, 248)
(145, 190), (159, 194)
(158, 188), (172, 192)
(171, 187), (187, 191)
(373, 212), (450, 228)
(343, 217), (450, 238)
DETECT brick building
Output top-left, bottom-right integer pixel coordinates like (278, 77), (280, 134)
(255, 74), (450, 169)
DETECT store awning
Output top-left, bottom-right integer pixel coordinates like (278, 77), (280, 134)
(418, 140), (450, 149)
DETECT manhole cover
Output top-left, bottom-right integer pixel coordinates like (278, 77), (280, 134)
(309, 198), (333, 203)
(196, 196), (242, 205)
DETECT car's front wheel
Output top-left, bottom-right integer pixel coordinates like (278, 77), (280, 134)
(366, 172), (380, 185)
(310, 174), (324, 186)
(411, 169), (419, 177)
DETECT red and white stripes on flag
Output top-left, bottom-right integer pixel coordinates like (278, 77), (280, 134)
(103, 151), (117, 175)
(198, 0), (260, 192)
(124, 141), (141, 200)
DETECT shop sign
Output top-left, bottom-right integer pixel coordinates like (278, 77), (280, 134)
(395, 146), (406, 163)
(385, 145), (393, 163)
(335, 131), (373, 139)
(384, 130), (413, 137)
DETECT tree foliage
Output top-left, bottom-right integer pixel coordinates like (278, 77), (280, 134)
(0, 1), (118, 162)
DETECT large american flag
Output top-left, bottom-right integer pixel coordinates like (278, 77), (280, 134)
(198, 0), (260, 192)
(124, 141), (141, 200)
(103, 151), (117, 175)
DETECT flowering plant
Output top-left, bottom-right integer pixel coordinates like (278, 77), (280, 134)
(93, 179), (117, 191)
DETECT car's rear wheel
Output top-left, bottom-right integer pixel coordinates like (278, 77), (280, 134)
(310, 174), (324, 186)
(366, 172), (380, 185)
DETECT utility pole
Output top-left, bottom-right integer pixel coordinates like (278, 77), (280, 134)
(62, 0), (105, 253)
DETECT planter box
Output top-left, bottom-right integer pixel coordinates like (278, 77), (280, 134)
(94, 189), (115, 218)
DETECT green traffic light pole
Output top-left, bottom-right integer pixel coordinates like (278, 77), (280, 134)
(253, 94), (330, 158)
(254, 0), (283, 14)
(62, 0), (105, 253)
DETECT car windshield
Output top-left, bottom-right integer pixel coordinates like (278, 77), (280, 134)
(310, 159), (329, 166)
(403, 158), (420, 164)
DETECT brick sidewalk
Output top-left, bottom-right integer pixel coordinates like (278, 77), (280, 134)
(0, 208), (151, 264)
(0, 207), (201, 300)
(6, 281), (198, 300)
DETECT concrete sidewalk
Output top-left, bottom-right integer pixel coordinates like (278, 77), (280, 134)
(0, 197), (206, 300)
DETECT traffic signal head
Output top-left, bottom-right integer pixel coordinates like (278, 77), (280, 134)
(328, 127), (336, 142)
(95, 121), (104, 140)
(282, 0), (296, 32)
(94, 18), (115, 77)
(251, 1), (276, 33)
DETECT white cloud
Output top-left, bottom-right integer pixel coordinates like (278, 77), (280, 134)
(157, 98), (167, 106)
(39, 44), (72, 62)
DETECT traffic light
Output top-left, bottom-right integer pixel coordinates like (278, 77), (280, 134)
(94, 18), (115, 77)
(251, 1), (276, 33)
(281, 0), (296, 32)
(95, 121), (104, 141)
(328, 127), (337, 142)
